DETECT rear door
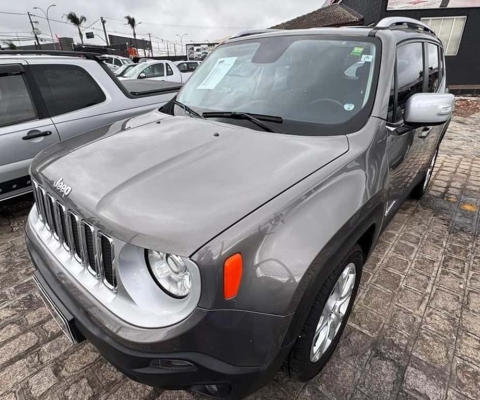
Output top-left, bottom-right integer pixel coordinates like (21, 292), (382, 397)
(385, 41), (430, 218)
(0, 63), (59, 200)
(30, 63), (108, 141)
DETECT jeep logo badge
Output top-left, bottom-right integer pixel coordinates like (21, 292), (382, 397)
(54, 178), (72, 197)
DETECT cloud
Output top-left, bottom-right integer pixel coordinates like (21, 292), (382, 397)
(0, 0), (328, 52)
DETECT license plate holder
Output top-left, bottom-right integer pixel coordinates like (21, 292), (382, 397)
(34, 276), (80, 344)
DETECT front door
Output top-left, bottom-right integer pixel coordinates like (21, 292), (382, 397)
(385, 42), (430, 219)
(0, 65), (59, 200)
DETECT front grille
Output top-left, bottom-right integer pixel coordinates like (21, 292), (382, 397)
(32, 180), (117, 291)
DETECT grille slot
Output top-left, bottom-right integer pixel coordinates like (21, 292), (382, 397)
(99, 233), (116, 289)
(68, 212), (82, 261)
(57, 203), (69, 250)
(82, 222), (97, 275)
(38, 188), (50, 230)
(32, 180), (116, 291)
(46, 194), (59, 238)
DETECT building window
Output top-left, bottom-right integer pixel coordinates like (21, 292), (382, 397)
(421, 17), (467, 56)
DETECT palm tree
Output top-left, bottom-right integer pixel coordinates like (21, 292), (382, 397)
(125, 15), (139, 50)
(3, 41), (17, 50)
(66, 12), (87, 45)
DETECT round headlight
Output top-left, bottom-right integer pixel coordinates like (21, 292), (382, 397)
(147, 250), (192, 298)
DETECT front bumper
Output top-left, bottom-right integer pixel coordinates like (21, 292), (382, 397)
(26, 216), (293, 399)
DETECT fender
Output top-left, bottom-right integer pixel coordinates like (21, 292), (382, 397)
(193, 144), (387, 317)
(281, 194), (384, 348)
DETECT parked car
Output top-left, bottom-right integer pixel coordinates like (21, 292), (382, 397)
(26, 18), (454, 400)
(103, 54), (133, 71)
(175, 61), (200, 80)
(118, 60), (183, 83)
(114, 63), (136, 77)
(0, 51), (181, 202)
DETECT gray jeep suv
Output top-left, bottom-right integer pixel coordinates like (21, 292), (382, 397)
(25, 18), (454, 399)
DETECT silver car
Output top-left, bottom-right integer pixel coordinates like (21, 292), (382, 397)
(0, 51), (180, 201)
(26, 18), (454, 399)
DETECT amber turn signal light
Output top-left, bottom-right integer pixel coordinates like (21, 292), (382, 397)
(224, 253), (243, 300)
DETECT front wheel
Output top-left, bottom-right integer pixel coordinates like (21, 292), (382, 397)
(411, 149), (438, 199)
(286, 245), (363, 381)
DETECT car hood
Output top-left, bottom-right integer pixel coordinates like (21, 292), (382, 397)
(32, 112), (349, 257)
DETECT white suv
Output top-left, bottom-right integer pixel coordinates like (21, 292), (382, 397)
(103, 55), (133, 71)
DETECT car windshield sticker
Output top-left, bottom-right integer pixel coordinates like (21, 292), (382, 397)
(344, 103), (355, 111)
(361, 55), (374, 62)
(350, 47), (364, 57)
(197, 57), (237, 90)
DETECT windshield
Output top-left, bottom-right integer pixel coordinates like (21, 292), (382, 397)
(117, 64), (136, 77)
(122, 63), (147, 79)
(176, 35), (380, 135)
(122, 58), (134, 65)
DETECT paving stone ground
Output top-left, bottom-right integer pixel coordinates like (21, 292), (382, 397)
(1, 109), (480, 400)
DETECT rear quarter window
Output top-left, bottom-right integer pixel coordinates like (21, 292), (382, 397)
(31, 64), (106, 117)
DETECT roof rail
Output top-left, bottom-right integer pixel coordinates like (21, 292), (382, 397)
(374, 17), (436, 36)
(229, 29), (280, 40)
(0, 50), (107, 62)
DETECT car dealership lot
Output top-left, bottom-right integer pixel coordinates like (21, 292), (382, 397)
(1, 107), (480, 400)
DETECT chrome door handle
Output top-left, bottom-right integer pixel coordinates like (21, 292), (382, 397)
(419, 127), (432, 139)
(22, 130), (52, 140)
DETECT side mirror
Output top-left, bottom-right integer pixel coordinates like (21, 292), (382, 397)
(404, 93), (455, 127)
(138, 73), (146, 79)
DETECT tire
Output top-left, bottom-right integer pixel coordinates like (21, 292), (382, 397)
(285, 244), (363, 382)
(410, 149), (439, 200)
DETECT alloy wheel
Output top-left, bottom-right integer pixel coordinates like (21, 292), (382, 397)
(310, 262), (356, 362)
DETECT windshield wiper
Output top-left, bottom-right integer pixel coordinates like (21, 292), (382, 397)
(174, 100), (204, 119)
(202, 112), (284, 133)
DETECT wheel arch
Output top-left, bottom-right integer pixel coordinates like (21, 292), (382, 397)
(281, 197), (384, 348)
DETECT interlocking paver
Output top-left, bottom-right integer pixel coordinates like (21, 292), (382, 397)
(1, 109), (480, 399)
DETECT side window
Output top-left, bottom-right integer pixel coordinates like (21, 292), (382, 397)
(439, 46), (445, 82)
(114, 58), (122, 67)
(0, 74), (37, 128)
(178, 63), (187, 72)
(396, 42), (424, 119)
(31, 65), (106, 117)
(166, 64), (173, 76)
(154, 63), (165, 77)
(427, 43), (440, 92)
(188, 63), (198, 72)
(142, 66), (153, 77)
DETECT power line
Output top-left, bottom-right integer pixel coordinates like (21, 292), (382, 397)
(85, 18), (100, 30)
(0, 11), (26, 16)
(103, 16), (256, 30)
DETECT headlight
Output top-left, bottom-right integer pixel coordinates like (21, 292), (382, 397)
(146, 250), (192, 298)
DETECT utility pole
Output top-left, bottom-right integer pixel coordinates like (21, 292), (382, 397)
(148, 33), (153, 57)
(33, 5), (56, 50)
(27, 12), (42, 49)
(101, 17), (109, 45)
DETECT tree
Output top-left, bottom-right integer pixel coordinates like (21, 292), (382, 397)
(66, 12), (87, 45)
(3, 41), (17, 50)
(125, 15), (139, 50)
